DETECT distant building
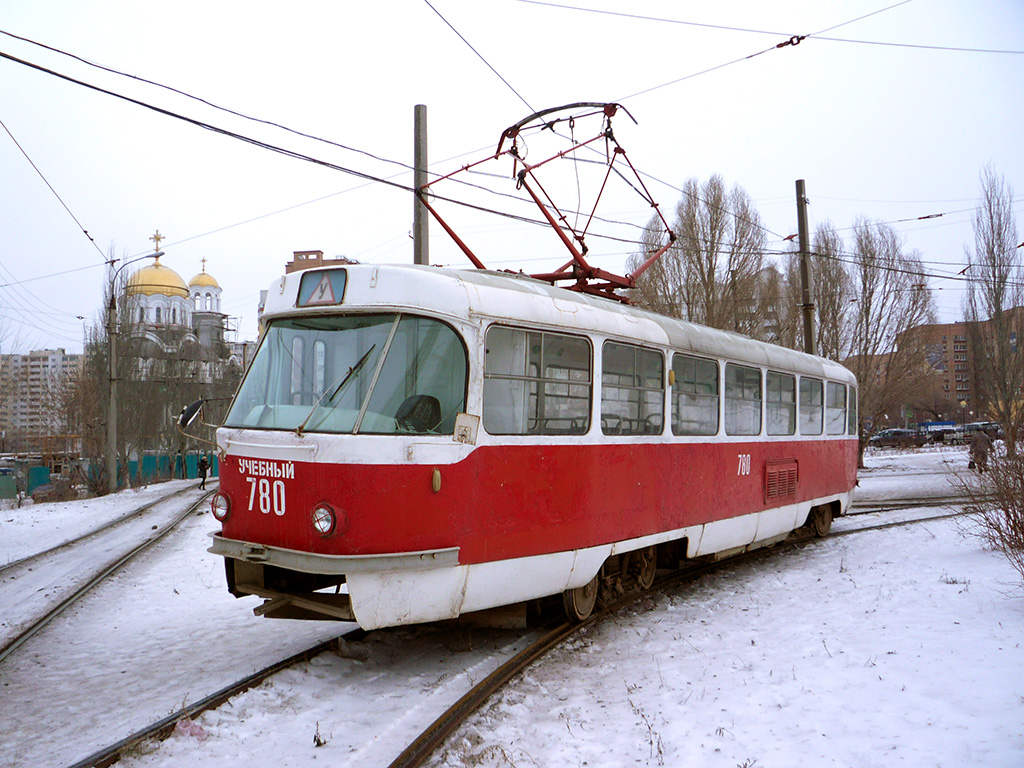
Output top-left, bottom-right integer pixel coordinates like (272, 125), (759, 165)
(897, 308), (1024, 425)
(258, 250), (358, 328)
(284, 250), (356, 274)
(67, 245), (248, 476)
(902, 321), (977, 417)
(0, 348), (83, 451)
(121, 254), (242, 382)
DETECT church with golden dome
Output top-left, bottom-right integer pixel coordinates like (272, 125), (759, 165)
(126, 256), (193, 329)
(121, 232), (236, 366)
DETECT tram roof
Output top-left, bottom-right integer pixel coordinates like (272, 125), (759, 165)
(262, 264), (855, 385)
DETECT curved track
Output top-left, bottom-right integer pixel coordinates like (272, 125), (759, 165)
(0, 483), (200, 577)
(389, 497), (971, 768)
(0, 484), (215, 664)
(848, 494), (968, 515)
(66, 495), (971, 768)
(68, 630), (362, 768)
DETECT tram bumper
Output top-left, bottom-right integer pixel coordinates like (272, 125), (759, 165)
(209, 532), (463, 628)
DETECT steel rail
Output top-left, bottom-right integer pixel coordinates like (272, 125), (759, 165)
(386, 542), (818, 768)
(849, 493), (968, 514)
(63, 502), (974, 768)
(67, 629), (366, 768)
(385, 506), (977, 768)
(0, 487), (217, 665)
(833, 509), (966, 537)
(0, 481), (204, 577)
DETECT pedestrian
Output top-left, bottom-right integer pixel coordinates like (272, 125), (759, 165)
(198, 455), (209, 489)
(969, 430), (992, 473)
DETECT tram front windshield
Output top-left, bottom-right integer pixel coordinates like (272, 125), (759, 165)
(224, 313), (467, 434)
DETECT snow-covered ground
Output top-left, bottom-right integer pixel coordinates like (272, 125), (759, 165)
(1, 446), (1022, 768)
(1, 480), (198, 565)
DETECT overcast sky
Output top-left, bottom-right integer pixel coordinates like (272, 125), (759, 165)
(1, 0), (1022, 353)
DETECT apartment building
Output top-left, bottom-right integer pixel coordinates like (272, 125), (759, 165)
(0, 348), (83, 449)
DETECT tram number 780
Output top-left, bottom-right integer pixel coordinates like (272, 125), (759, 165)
(247, 477), (287, 516)
(736, 453), (751, 476)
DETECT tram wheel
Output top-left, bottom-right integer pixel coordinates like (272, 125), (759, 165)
(562, 573), (600, 622)
(634, 545), (657, 590)
(810, 505), (833, 538)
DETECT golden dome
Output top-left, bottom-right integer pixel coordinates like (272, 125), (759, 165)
(126, 258), (189, 298)
(189, 271), (220, 289)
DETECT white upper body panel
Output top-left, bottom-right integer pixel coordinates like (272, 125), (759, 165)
(260, 263), (855, 386)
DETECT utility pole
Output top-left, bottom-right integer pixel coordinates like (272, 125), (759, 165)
(413, 104), (429, 265)
(106, 279), (118, 494)
(796, 179), (816, 356)
(105, 247), (161, 494)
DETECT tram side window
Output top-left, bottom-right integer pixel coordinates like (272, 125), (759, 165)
(725, 364), (762, 436)
(766, 371), (796, 436)
(799, 378), (824, 435)
(826, 382), (847, 435)
(848, 386), (859, 435)
(483, 327), (592, 435)
(601, 342), (664, 435)
(671, 354), (719, 436)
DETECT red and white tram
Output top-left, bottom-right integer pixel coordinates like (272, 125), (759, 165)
(207, 263), (858, 629)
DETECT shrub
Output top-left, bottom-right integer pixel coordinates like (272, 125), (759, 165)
(953, 451), (1024, 587)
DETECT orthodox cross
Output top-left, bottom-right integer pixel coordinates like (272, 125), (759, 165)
(150, 230), (165, 251)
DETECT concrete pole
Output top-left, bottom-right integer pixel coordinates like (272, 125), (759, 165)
(106, 289), (118, 494)
(103, 250), (160, 493)
(413, 104), (429, 266)
(796, 179), (816, 356)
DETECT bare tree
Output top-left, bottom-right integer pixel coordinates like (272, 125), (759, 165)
(811, 222), (855, 361)
(628, 175), (769, 337)
(755, 264), (788, 346)
(776, 221), (855, 359)
(766, 252), (803, 351)
(59, 322), (108, 492)
(963, 167), (1024, 450)
(59, 267), (141, 491)
(844, 218), (935, 463)
(627, 214), (684, 318)
(948, 169), (1024, 589)
(948, 450), (1024, 589)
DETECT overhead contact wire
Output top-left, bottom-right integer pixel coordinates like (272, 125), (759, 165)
(422, 0), (535, 112)
(0, 116), (106, 261)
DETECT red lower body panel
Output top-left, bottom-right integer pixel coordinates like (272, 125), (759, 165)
(217, 438), (857, 565)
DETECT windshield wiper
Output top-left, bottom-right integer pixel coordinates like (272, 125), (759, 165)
(329, 344), (376, 402)
(295, 343), (376, 435)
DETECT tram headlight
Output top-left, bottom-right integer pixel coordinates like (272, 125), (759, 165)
(311, 504), (336, 536)
(211, 492), (231, 522)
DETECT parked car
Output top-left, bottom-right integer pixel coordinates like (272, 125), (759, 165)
(868, 428), (928, 449)
(944, 427), (968, 445)
(966, 421), (1004, 440)
(947, 422), (1004, 444)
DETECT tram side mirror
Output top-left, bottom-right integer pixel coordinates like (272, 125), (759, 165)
(179, 399), (205, 430)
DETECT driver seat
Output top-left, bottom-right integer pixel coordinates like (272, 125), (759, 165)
(395, 395), (442, 433)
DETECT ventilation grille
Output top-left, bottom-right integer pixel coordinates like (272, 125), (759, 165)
(765, 459), (799, 502)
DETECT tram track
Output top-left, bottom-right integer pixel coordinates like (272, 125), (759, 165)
(848, 493), (967, 516)
(387, 502), (977, 768)
(0, 482), (203, 577)
(66, 498), (974, 768)
(0, 483), (216, 665)
(67, 630), (362, 768)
